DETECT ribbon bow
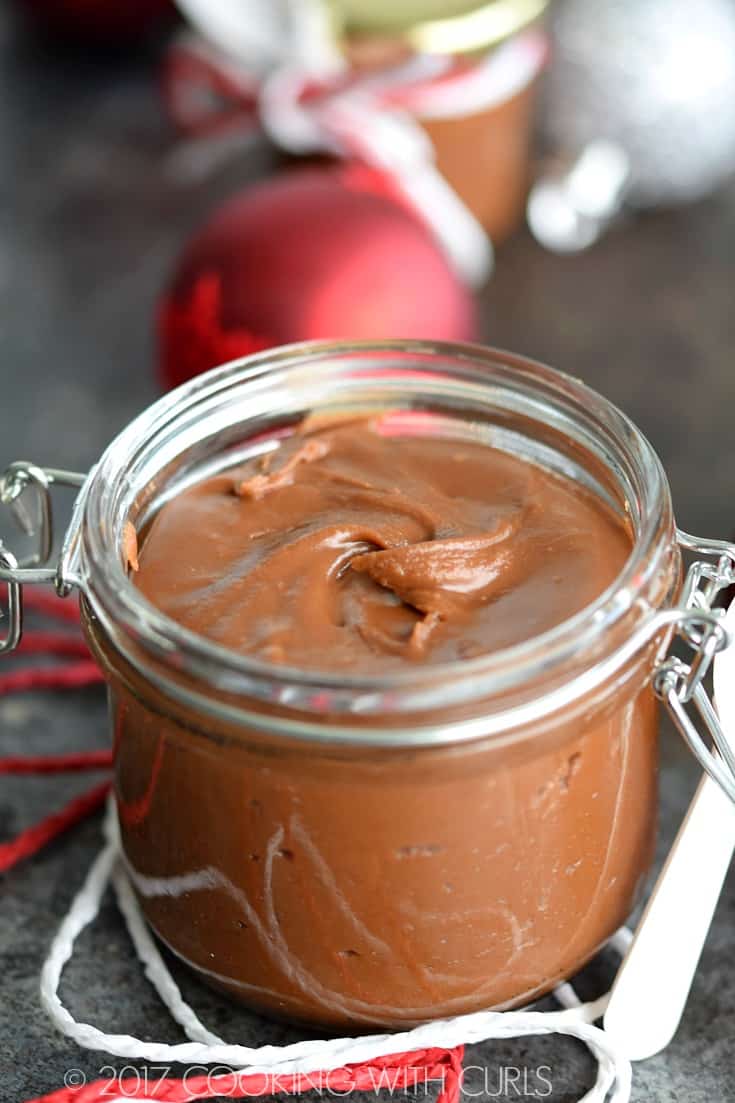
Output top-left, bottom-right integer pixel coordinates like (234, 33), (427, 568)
(161, 0), (548, 285)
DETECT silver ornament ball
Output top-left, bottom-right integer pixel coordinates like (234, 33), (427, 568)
(542, 0), (735, 205)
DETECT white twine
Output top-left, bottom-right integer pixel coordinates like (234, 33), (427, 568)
(40, 799), (632, 1102)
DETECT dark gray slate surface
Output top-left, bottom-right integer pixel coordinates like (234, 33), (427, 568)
(1, 5), (734, 1101)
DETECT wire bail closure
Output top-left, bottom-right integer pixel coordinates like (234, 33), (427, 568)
(653, 531), (735, 805)
(0, 462), (87, 652)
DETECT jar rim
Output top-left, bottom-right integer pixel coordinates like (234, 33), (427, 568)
(78, 340), (676, 741)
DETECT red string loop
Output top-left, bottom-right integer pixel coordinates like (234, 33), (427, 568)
(0, 780), (110, 874)
(0, 588), (107, 874)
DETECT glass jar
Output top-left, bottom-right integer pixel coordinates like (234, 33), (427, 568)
(1, 341), (733, 1030)
(332, 0), (550, 244)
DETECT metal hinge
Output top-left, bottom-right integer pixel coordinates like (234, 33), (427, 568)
(654, 531), (735, 804)
(0, 461), (86, 653)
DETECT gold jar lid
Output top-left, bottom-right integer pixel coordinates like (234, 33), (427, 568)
(329, 0), (550, 56)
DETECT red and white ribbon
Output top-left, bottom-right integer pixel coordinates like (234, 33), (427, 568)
(163, 0), (549, 286)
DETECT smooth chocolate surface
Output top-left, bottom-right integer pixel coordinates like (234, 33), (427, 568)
(133, 416), (631, 672)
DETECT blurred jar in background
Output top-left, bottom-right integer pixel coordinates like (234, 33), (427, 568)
(331, 0), (550, 244)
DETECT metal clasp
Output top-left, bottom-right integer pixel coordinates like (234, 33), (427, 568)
(654, 530), (735, 804)
(0, 462), (87, 654)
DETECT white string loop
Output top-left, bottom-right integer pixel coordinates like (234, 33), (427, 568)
(40, 799), (632, 1102)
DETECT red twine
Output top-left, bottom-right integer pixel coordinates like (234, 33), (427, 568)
(16, 631), (93, 658)
(0, 589), (108, 874)
(0, 660), (104, 697)
(0, 750), (112, 775)
(0, 779), (110, 874)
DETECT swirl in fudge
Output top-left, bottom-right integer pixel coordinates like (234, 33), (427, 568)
(132, 416), (631, 672)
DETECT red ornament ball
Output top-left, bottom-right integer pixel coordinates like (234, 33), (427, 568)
(158, 167), (478, 391)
